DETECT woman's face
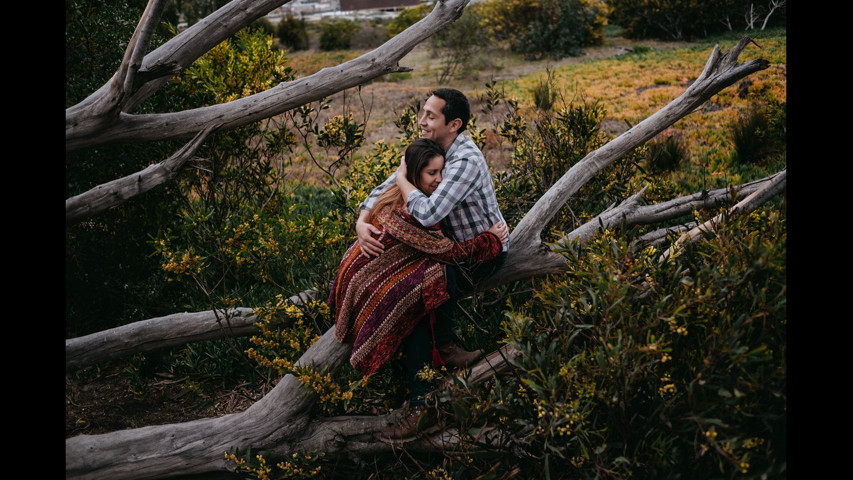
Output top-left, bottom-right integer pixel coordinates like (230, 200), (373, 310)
(419, 155), (444, 196)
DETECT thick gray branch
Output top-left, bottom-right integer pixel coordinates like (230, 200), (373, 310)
(65, 0), (472, 151)
(67, 0), (290, 116)
(66, 325), (351, 480)
(658, 169), (786, 262)
(65, 125), (217, 226)
(567, 173), (780, 246)
(66, 291), (315, 372)
(508, 37), (769, 257)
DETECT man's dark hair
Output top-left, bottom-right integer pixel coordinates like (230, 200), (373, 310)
(432, 88), (470, 133)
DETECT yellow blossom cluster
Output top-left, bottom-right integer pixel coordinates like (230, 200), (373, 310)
(161, 249), (203, 278)
(224, 451), (322, 480)
(658, 374), (676, 396)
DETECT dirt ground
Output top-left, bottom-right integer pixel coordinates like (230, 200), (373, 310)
(65, 363), (273, 438)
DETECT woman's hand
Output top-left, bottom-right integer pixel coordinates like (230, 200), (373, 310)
(487, 221), (508, 242)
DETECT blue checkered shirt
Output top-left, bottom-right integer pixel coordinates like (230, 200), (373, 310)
(360, 134), (509, 252)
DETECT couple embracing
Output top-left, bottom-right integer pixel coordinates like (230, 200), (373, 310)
(328, 88), (509, 440)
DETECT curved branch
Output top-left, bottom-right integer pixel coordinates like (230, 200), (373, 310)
(659, 169), (786, 262)
(66, 290), (315, 372)
(566, 173), (780, 246)
(65, 124), (218, 226)
(509, 36), (770, 256)
(65, 308), (256, 372)
(67, 0), (289, 116)
(68, 0), (168, 133)
(66, 325), (351, 480)
(65, 0), (473, 151)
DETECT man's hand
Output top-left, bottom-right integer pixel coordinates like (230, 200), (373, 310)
(395, 156), (408, 183)
(395, 156), (417, 202)
(488, 221), (508, 243)
(356, 210), (384, 257)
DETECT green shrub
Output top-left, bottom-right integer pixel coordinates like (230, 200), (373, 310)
(530, 69), (558, 111)
(478, 0), (610, 59)
(319, 18), (360, 51)
(607, 0), (786, 41)
(446, 208), (786, 479)
(645, 131), (688, 174)
(277, 15), (310, 51)
(386, 3), (431, 37)
(516, 0), (610, 59)
(730, 102), (786, 167)
(490, 86), (643, 236)
(249, 18), (275, 38)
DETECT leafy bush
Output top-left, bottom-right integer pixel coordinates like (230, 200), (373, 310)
(488, 83), (644, 237)
(445, 208), (786, 479)
(249, 18), (275, 38)
(516, 0), (611, 59)
(645, 131), (689, 174)
(386, 3), (431, 38)
(277, 14), (310, 51)
(607, 0), (786, 41)
(730, 103), (786, 167)
(319, 18), (360, 51)
(478, 0), (610, 59)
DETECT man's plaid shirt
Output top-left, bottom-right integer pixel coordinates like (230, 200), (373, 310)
(360, 133), (509, 252)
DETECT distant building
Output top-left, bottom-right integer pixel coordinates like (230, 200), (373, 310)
(339, 0), (421, 11)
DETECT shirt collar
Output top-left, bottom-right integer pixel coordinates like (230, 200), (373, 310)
(444, 133), (466, 160)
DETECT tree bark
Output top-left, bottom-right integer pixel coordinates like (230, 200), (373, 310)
(66, 291), (315, 372)
(65, 125), (217, 226)
(567, 173), (780, 247)
(658, 169), (786, 262)
(66, 0), (473, 152)
(497, 36), (769, 286)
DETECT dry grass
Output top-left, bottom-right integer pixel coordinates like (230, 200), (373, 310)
(277, 31), (785, 186)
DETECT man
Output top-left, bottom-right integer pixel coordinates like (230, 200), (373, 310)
(355, 88), (509, 440)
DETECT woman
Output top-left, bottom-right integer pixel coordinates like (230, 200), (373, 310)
(328, 138), (507, 380)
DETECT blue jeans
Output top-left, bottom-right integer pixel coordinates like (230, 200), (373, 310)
(400, 252), (507, 405)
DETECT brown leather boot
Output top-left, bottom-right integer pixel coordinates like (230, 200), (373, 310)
(437, 342), (484, 370)
(379, 403), (438, 441)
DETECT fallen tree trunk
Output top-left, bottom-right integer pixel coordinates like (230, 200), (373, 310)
(491, 36), (769, 288)
(65, 291), (315, 372)
(66, 328), (518, 479)
(64, 172), (782, 372)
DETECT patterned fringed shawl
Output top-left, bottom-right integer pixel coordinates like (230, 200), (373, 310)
(329, 206), (502, 376)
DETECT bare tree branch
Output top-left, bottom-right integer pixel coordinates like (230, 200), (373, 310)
(566, 173), (780, 246)
(65, 0), (473, 151)
(65, 290), (316, 372)
(490, 37), (769, 287)
(65, 124), (218, 226)
(658, 169), (786, 262)
(68, 0), (168, 134)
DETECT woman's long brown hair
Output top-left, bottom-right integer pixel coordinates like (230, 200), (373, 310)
(365, 139), (445, 225)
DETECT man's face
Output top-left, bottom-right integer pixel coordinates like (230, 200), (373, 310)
(419, 95), (457, 149)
